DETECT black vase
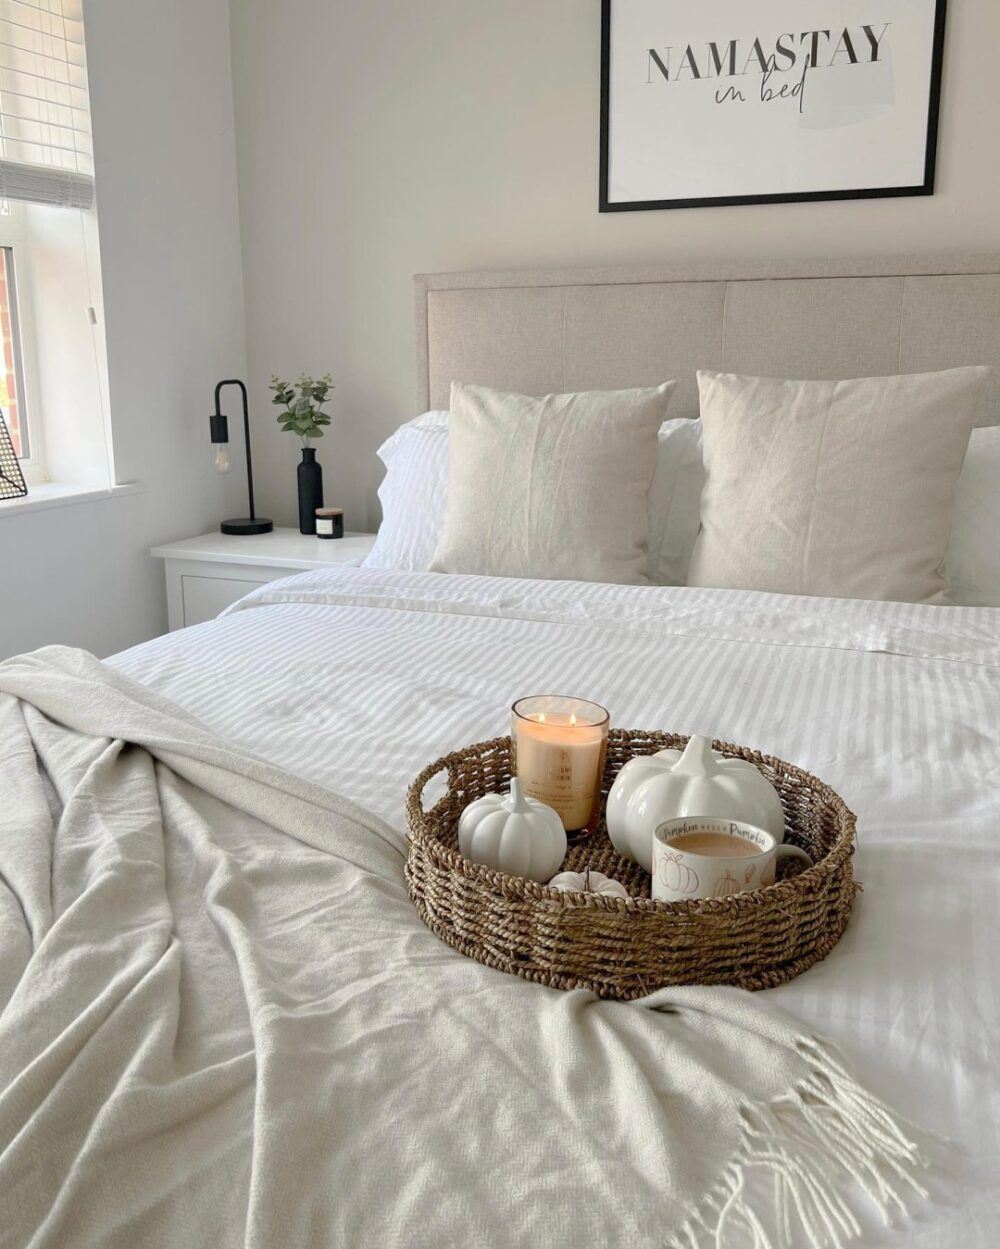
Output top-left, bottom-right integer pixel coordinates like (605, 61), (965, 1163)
(297, 447), (324, 534)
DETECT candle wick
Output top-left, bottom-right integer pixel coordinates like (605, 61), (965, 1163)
(584, 866), (590, 891)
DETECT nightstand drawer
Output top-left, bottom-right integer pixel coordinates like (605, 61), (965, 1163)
(181, 573), (269, 626)
(151, 529), (376, 632)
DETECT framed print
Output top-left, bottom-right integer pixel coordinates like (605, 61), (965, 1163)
(600, 0), (948, 212)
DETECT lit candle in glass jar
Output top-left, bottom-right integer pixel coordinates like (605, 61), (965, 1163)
(511, 696), (610, 839)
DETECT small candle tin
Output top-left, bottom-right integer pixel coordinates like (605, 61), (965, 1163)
(315, 507), (344, 539)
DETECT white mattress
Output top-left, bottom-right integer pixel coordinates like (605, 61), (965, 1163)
(111, 567), (1000, 1248)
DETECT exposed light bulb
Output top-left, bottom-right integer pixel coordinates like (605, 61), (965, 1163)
(214, 444), (232, 474)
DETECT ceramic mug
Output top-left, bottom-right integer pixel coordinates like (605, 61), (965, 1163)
(651, 817), (811, 903)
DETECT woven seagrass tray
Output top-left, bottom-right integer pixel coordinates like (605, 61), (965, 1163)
(405, 730), (858, 999)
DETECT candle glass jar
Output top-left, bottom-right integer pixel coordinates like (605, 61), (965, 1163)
(511, 696), (610, 842)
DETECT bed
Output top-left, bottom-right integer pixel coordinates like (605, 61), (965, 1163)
(4, 256), (1000, 1249)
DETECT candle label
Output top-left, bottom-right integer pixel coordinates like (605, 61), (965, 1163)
(520, 746), (597, 830)
(512, 703), (608, 833)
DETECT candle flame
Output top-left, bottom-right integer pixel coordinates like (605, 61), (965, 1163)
(570, 713), (577, 726)
(537, 712), (546, 724)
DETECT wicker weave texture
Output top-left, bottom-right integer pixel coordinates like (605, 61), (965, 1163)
(405, 731), (857, 999)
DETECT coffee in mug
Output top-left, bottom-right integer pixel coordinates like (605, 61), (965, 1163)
(652, 817), (811, 903)
(667, 831), (759, 858)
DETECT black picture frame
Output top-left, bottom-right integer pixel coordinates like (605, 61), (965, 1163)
(599, 0), (948, 213)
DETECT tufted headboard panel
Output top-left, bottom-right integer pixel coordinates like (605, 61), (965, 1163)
(414, 255), (1000, 425)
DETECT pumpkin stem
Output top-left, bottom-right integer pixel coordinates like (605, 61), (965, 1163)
(508, 777), (527, 811)
(675, 733), (720, 776)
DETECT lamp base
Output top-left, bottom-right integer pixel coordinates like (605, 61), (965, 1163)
(220, 517), (273, 536)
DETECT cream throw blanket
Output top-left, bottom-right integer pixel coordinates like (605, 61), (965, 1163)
(0, 648), (934, 1249)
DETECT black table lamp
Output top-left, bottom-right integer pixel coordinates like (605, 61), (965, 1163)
(210, 378), (272, 535)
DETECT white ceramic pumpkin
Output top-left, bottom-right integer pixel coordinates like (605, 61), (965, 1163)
(458, 778), (567, 882)
(606, 734), (785, 872)
(547, 868), (630, 899)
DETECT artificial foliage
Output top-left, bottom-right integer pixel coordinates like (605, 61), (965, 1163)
(270, 373), (334, 445)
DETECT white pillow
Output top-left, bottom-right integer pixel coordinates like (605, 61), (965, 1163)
(688, 368), (989, 604)
(946, 425), (1000, 606)
(365, 409), (706, 583)
(362, 411), (449, 571)
(430, 382), (674, 584)
(644, 418), (1000, 603)
(648, 418), (705, 585)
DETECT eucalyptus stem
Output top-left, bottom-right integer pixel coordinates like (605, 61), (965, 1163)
(269, 371), (334, 443)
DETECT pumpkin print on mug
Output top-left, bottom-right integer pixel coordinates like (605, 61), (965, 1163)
(651, 817), (812, 904)
(656, 851), (700, 897)
(711, 869), (742, 898)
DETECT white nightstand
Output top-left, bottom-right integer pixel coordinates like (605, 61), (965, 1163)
(151, 528), (376, 631)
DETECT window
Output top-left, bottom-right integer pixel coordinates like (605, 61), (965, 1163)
(0, 244), (27, 456)
(0, 1), (94, 207)
(0, 1), (109, 494)
(0, 200), (45, 482)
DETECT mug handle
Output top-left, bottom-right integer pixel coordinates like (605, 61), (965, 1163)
(776, 844), (812, 869)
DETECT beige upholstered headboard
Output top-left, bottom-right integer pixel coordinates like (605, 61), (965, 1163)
(414, 255), (1000, 425)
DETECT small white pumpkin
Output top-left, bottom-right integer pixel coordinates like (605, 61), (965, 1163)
(458, 778), (567, 882)
(606, 734), (785, 872)
(548, 867), (630, 899)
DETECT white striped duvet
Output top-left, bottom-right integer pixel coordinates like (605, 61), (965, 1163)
(111, 567), (1000, 1248)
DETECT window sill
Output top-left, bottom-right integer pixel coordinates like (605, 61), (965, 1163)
(0, 481), (142, 518)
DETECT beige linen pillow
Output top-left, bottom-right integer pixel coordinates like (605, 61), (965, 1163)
(687, 368), (991, 603)
(430, 381), (675, 584)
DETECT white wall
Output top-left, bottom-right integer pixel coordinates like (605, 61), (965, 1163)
(0, 0), (247, 659)
(229, 0), (1000, 532)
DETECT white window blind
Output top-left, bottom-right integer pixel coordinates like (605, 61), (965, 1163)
(0, 0), (93, 209)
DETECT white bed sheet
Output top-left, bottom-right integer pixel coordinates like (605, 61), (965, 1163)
(112, 567), (1000, 1249)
